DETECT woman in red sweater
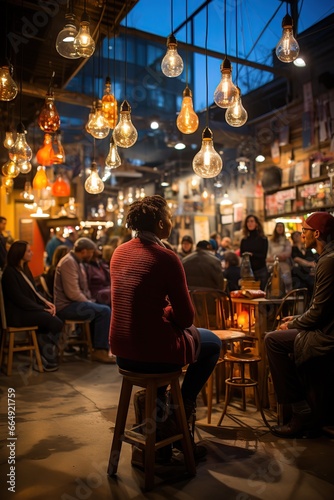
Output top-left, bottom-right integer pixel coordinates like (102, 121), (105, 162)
(109, 195), (221, 458)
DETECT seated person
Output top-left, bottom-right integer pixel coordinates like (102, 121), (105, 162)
(84, 249), (111, 305)
(223, 251), (241, 291)
(54, 237), (114, 363)
(182, 240), (225, 290)
(2, 240), (63, 371)
(177, 235), (194, 259)
(291, 230), (316, 298)
(43, 245), (69, 299)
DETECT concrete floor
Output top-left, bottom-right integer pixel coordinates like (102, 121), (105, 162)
(1, 353), (334, 500)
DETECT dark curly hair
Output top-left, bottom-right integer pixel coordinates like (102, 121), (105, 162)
(126, 195), (168, 232)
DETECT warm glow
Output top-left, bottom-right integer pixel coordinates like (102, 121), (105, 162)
(38, 93), (61, 133)
(88, 100), (110, 139)
(214, 57), (238, 109)
(0, 66), (18, 101)
(85, 162), (104, 194)
(102, 78), (118, 129)
(276, 14), (299, 63)
(33, 165), (49, 190)
(36, 134), (54, 166)
(237, 310), (249, 329)
(225, 87), (248, 127)
(161, 34), (184, 78)
(105, 136), (121, 169)
(113, 100), (138, 148)
(192, 127), (223, 178)
(176, 87), (199, 134)
(73, 14), (95, 58)
(2, 159), (20, 178)
(9, 125), (32, 163)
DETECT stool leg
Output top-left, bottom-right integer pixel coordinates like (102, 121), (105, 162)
(241, 363), (246, 411)
(217, 382), (230, 426)
(108, 378), (133, 476)
(84, 322), (93, 357)
(144, 382), (158, 491)
(170, 380), (196, 476)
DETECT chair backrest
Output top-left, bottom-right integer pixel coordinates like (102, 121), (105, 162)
(271, 287), (308, 331)
(189, 289), (232, 330)
(38, 275), (53, 300)
(0, 272), (8, 330)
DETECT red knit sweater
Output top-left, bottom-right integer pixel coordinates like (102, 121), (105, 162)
(109, 237), (194, 365)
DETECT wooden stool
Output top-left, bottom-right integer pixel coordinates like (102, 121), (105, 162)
(59, 320), (93, 361)
(107, 369), (196, 491)
(217, 351), (270, 427)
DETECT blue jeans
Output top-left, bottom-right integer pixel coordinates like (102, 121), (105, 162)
(117, 328), (222, 403)
(57, 302), (111, 350)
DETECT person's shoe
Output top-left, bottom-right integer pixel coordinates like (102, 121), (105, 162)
(271, 412), (320, 438)
(34, 356), (59, 372)
(91, 349), (116, 364)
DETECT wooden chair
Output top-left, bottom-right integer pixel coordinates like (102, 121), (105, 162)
(270, 287), (308, 331)
(107, 369), (196, 491)
(58, 319), (93, 361)
(189, 289), (253, 424)
(0, 273), (43, 376)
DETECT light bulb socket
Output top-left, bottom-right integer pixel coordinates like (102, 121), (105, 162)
(202, 127), (213, 140)
(80, 10), (90, 24)
(91, 161), (97, 170)
(65, 12), (76, 23)
(105, 76), (111, 85)
(183, 86), (192, 98)
(96, 99), (103, 110)
(222, 57), (232, 71)
(17, 123), (25, 134)
(282, 14), (293, 28)
(167, 34), (177, 47)
(120, 100), (131, 113)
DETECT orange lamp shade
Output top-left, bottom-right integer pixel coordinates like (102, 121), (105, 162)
(51, 174), (70, 197)
(36, 134), (54, 166)
(38, 94), (60, 133)
(33, 166), (49, 190)
(237, 310), (249, 328)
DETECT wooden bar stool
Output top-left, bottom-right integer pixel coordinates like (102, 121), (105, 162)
(217, 346), (270, 427)
(107, 369), (196, 491)
(59, 320), (93, 361)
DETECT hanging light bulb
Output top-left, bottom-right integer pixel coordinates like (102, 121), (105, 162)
(20, 181), (35, 201)
(85, 162), (104, 194)
(73, 9), (95, 58)
(276, 14), (299, 63)
(0, 66), (18, 101)
(9, 123), (32, 163)
(52, 173), (71, 197)
(105, 136), (121, 169)
(161, 34), (184, 77)
(33, 165), (49, 190)
(3, 177), (14, 195)
(225, 86), (248, 127)
(38, 92), (61, 133)
(102, 77), (118, 129)
(89, 100), (110, 139)
(236, 158), (248, 174)
(56, 12), (80, 59)
(3, 131), (15, 149)
(86, 101), (96, 134)
(18, 160), (32, 174)
(192, 127), (223, 178)
(36, 133), (54, 166)
(2, 159), (20, 178)
(113, 100), (138, 148)
(176, 86), (199, 134)
(106, 197), (114, 212)
(52, 131), (65, 164)
(214, 57), (238, 109)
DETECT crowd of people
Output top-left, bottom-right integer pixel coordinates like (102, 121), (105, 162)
(1, 204), (334, 450)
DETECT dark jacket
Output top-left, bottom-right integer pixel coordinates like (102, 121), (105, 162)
(289, 240), (334, 366)
(182, 249), (225, 290)
(240, 230), (268, 272)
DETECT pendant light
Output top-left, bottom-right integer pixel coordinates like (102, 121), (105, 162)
(52, 173), (71, 197)
(225, 5), (247, 128)
(161, 1), (183, 78)
(113, 100), (138, 148)
(105, 136), (121, 169)
(0, 65), (18, 101)
(20, 181), (35, 201)
(89, 99), (110, 139)
(276, 12), (299, 63)
(2, 159), (20, 178)
(18, 160), (32, 174)
(85, 161), (104, 194)
(73, 0), (95, 59)
(192, 3), (222, 179)
(102, 78), (118, 128)
(9, 123), (32, 163)
(36, 133), (55, 166)
(176, 0), (198, 135)
(214, 57), (238, 109)
(51, 131), (66, 164)
(86, 101), (96, 134)
(33, 165), (49, 190)
(38, 90), (60, 133)
(3, 131), (15, 149)
(56, 1), (80, 59)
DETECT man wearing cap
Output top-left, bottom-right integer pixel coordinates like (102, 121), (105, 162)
(177, 235), (194, 260)
(265, 212), (334, 437)
(54, 237), (114, 364)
